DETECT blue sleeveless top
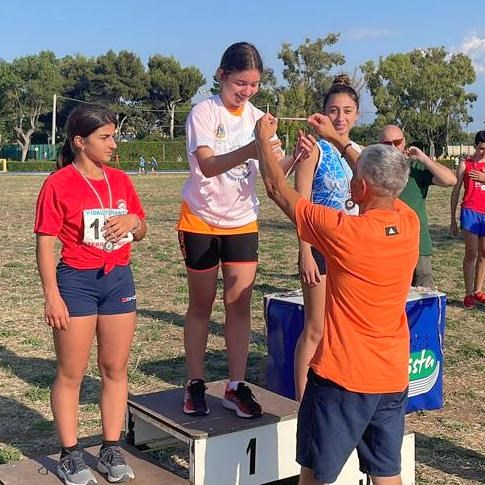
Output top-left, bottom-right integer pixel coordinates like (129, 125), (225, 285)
(311, 139), (357, 213)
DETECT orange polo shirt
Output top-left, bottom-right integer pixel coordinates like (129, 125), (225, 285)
(295, 197), (419, 393)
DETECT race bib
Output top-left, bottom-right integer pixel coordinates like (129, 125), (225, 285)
(82, 208), (133, 251)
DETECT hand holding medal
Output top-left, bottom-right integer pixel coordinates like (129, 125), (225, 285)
(102, 214), (139, 250)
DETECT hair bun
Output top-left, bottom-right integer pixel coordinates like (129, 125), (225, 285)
(332, 74), (352, 87)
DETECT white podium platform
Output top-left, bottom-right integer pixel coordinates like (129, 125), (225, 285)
(126, 380), (300, 484)
(126, 381), (415, 484)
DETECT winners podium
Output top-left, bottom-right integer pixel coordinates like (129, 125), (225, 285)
(126, 381), (415, 484)
(126, 380), (300, 484)
(0, 381), (415, 484)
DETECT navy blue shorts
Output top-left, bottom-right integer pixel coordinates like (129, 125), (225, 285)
(178, 231), (258, 271)
(310, 246), (326, 274)
(297, 247), (327, 275)
(461, 208), (485, 236)
(57, 263), (137, 317)
(297, 369), (407, 483)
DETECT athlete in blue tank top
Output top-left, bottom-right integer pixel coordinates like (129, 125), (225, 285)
(311, 139), (358, 213)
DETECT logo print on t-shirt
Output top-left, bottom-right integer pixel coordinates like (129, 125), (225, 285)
(385, 226), (399, 236)
(226, 162), (251, 182)
(216, 124), (225, 139)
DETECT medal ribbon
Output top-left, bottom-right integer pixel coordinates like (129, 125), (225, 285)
(72, 162), (113, 220)
(72, 163), (119, 274)
(334, 143), (355, 211)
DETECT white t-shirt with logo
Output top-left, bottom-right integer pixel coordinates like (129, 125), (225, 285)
(182, 95), (264, 228)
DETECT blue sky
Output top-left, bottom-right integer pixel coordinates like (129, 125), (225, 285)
(1, 0), (484, 130)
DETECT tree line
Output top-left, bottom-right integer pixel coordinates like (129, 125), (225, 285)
(0, 34), (478, 161)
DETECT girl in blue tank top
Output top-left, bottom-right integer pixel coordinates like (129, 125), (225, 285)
(312, 138), (359, 213)
(294, 75), (362, 401)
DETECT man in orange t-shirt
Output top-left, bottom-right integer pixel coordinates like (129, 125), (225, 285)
(255, 113), (419, 485)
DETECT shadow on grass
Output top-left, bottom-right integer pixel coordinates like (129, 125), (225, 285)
(428, 224), (465, 248)
(137, 308), (267, 341)
(0, 396), (103, 460)
(445, 298), (485, 311)
(415, 432), (485, 483)
(139, 349), (267, 388)
(0, 345), (100, 404)
(137, 309), (221, 334)
(0, 396), (53, 460)
(258, 219), (294, 231)
(253, 282), (298, 295)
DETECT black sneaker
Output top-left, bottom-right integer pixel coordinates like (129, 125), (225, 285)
(97, 446), (134, 482)
(223, 382), (263, 418)
(183, 379), (209, 415)
(57, 449), (97, 485)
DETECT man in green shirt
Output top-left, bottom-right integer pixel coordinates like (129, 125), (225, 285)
(379, 125), (457, 287)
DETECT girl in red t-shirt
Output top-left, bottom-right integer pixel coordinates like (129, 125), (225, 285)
(451, 130), (485, 308)
(34, 105), (146, 484)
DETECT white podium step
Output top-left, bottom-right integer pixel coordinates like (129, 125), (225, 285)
(126, 380), (300, 484)
(126, 380), (415, 485)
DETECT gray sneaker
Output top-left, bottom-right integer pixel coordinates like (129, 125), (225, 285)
(57, 450), (98, 485)
(97, 446), (135, 483)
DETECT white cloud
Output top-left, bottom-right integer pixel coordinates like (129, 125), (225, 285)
(457, 35), (485, 74)
(346, 28), (399, 40)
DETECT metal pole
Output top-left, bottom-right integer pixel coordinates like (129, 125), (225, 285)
(51, 94), (57, 146)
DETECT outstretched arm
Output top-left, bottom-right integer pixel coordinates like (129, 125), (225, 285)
(308, 113), (360, 172)
(407, 147), (457, 187)
(196, 138), (286, 178)
(255, 114), (302, 223)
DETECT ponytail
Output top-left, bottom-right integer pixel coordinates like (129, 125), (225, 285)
(57, 141), (75, 170)
(56, 104), (117, 171)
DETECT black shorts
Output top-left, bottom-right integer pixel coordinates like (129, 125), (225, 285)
(178, 231), (258, 271)
(298, 246), (327, 275)
(297, 369), (407, 483)
(311, 247), (327, 274)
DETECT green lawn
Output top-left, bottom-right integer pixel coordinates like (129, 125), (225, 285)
(0, 174), (483, 484)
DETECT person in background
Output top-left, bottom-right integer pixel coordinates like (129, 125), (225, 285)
(150, 156), (158, 173)
(293, 74), (361, 402)
(255, 112), (418, 485)
(178, 41), (312, 418)
(35, 105), (146, 485)
(138, 155), (146, 174)
(379, 125), (456, 288)
(450, 130), (485, 308)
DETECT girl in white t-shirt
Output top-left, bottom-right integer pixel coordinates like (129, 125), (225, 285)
(178, 42), (312, 418)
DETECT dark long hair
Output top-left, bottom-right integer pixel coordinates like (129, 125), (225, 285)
(217, 42), (263, 77)
(57, 105), (117, 169)
(323, 74), (360, 111)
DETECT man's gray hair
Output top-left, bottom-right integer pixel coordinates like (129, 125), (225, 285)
(357, 144), (409, 198)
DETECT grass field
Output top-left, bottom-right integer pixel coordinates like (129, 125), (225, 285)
(0, 174), (483, 484)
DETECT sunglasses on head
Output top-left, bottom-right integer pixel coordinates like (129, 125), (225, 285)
(381, 138), (403, 147)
